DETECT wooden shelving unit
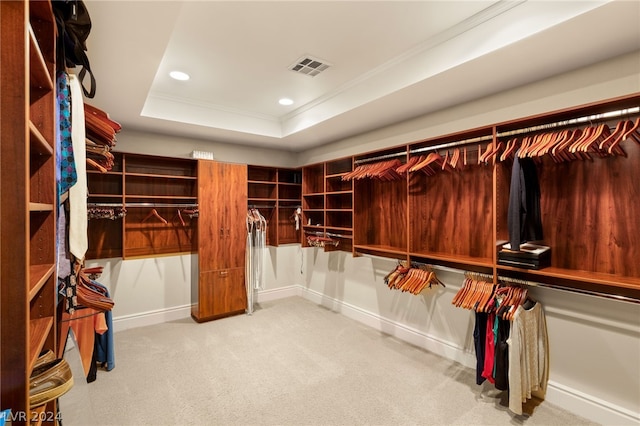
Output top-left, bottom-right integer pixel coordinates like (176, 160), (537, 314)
(352, 148), (408, 258)
(302, 94), (640, 300)
(1, 0), (59, 422)
(86, 152), (198, 259)
(247, 165), (302, 246)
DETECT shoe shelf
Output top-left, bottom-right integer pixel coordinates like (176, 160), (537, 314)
(2, 3), (59, 418)
(28, 264), (56, 301)
(28, 317), (54, 373)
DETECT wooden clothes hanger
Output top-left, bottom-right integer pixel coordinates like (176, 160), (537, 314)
(142, 208), (168, 224)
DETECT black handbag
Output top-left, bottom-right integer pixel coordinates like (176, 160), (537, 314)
(52, 0), (96, 98)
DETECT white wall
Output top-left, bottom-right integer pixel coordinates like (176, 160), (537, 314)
(112, 128), (299, 168)
(85, 245), (304, 331)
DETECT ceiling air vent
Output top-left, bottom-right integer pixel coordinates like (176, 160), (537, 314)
(288, 55), (331, 77)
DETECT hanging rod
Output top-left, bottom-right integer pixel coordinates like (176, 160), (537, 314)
(354, 151), (406, 165)
(496, 106), (640, 138)
(459, 270), (639, 304)
(410, 134), (494, 155)
(464, 271), (494, 282)
(326, 231), (348, 238)
(496, 275), (639, 305)
(248, 204), (275, 209)
(88, 202), (198, 208)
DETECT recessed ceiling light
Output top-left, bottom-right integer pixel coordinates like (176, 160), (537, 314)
(279, 98), (294, 106)
(169, 71), (190, 81)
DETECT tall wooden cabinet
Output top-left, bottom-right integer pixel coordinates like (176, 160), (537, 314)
(1, 0), (59, 422)
(191, 160), (248, 322)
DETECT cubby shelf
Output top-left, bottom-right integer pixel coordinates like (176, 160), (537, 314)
(1, 1), (59, 418)
(247, 166), (302, 246)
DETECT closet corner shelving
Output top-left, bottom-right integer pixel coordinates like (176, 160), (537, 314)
(247, 165), (302, 246)
(301, 158), (355, 253)
(86, 152), (198, 259)
(1, 0), (59, 421)
(300, 93), (640, 301)
(302, 163), (326, 246)
(324, 157), (354, 252)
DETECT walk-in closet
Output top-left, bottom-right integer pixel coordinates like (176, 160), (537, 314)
(1, 1), (639, 425)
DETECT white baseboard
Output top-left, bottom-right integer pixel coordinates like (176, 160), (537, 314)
(110, 286), (302, 332)
(546, 381), (640, 425)
(297, 286), (640, 426)
(112, 304), (192, 332)
(255, 285), (302, 303)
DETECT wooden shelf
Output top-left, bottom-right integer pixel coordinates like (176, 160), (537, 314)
(124, 195), (198, 201)
(411, 252), (493, 267)
(29, 122), (53, 156)
(87, 170), (122, 176)
(28, 263), (55, 301)
(354, 244), (407, 259)
(28, 317), (53, 372)
(126, 172), (197, 180)
(28, 25), (53, 100)
(497, 265), (640, 290)
(29, 202), (54, 212)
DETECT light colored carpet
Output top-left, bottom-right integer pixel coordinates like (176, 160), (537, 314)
(59, 296), (597, 426)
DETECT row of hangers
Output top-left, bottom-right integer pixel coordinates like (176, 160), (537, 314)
(452, 272), (533, 320)
(501, 117), (640, 162)
(341, 159), (403, 181)
(141, 208), (198, 226)
(384, 261), (445, 295)
(342, 143), (507, 181)
(339, 116), (640, 181)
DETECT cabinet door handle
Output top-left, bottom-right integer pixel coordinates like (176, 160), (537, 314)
(219, 270), (228, 276)
(220, 228), (224, 238)
(226, 228), (230, 238)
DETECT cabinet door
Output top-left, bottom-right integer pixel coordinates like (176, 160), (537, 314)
(198, 160), (227, 270)
(198, 268), (246, 319)
(220, 162), (247, 269)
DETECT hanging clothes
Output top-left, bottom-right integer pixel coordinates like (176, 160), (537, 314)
(507, 153), (543, 251)
(246, 208), (267, 314)
(68, 74), (88, 260)
(57, 71), (77, 197)
(91, 279), (115, 372)
(507, 301), (549, 415)
(493, 317), (511, 391)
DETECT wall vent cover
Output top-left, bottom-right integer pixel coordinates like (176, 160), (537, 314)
(288, 55), (331, 77)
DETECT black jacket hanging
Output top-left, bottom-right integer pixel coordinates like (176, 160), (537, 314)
(507, 153), (543, 250)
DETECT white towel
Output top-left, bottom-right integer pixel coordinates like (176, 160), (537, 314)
(68, 74), (88, 260)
